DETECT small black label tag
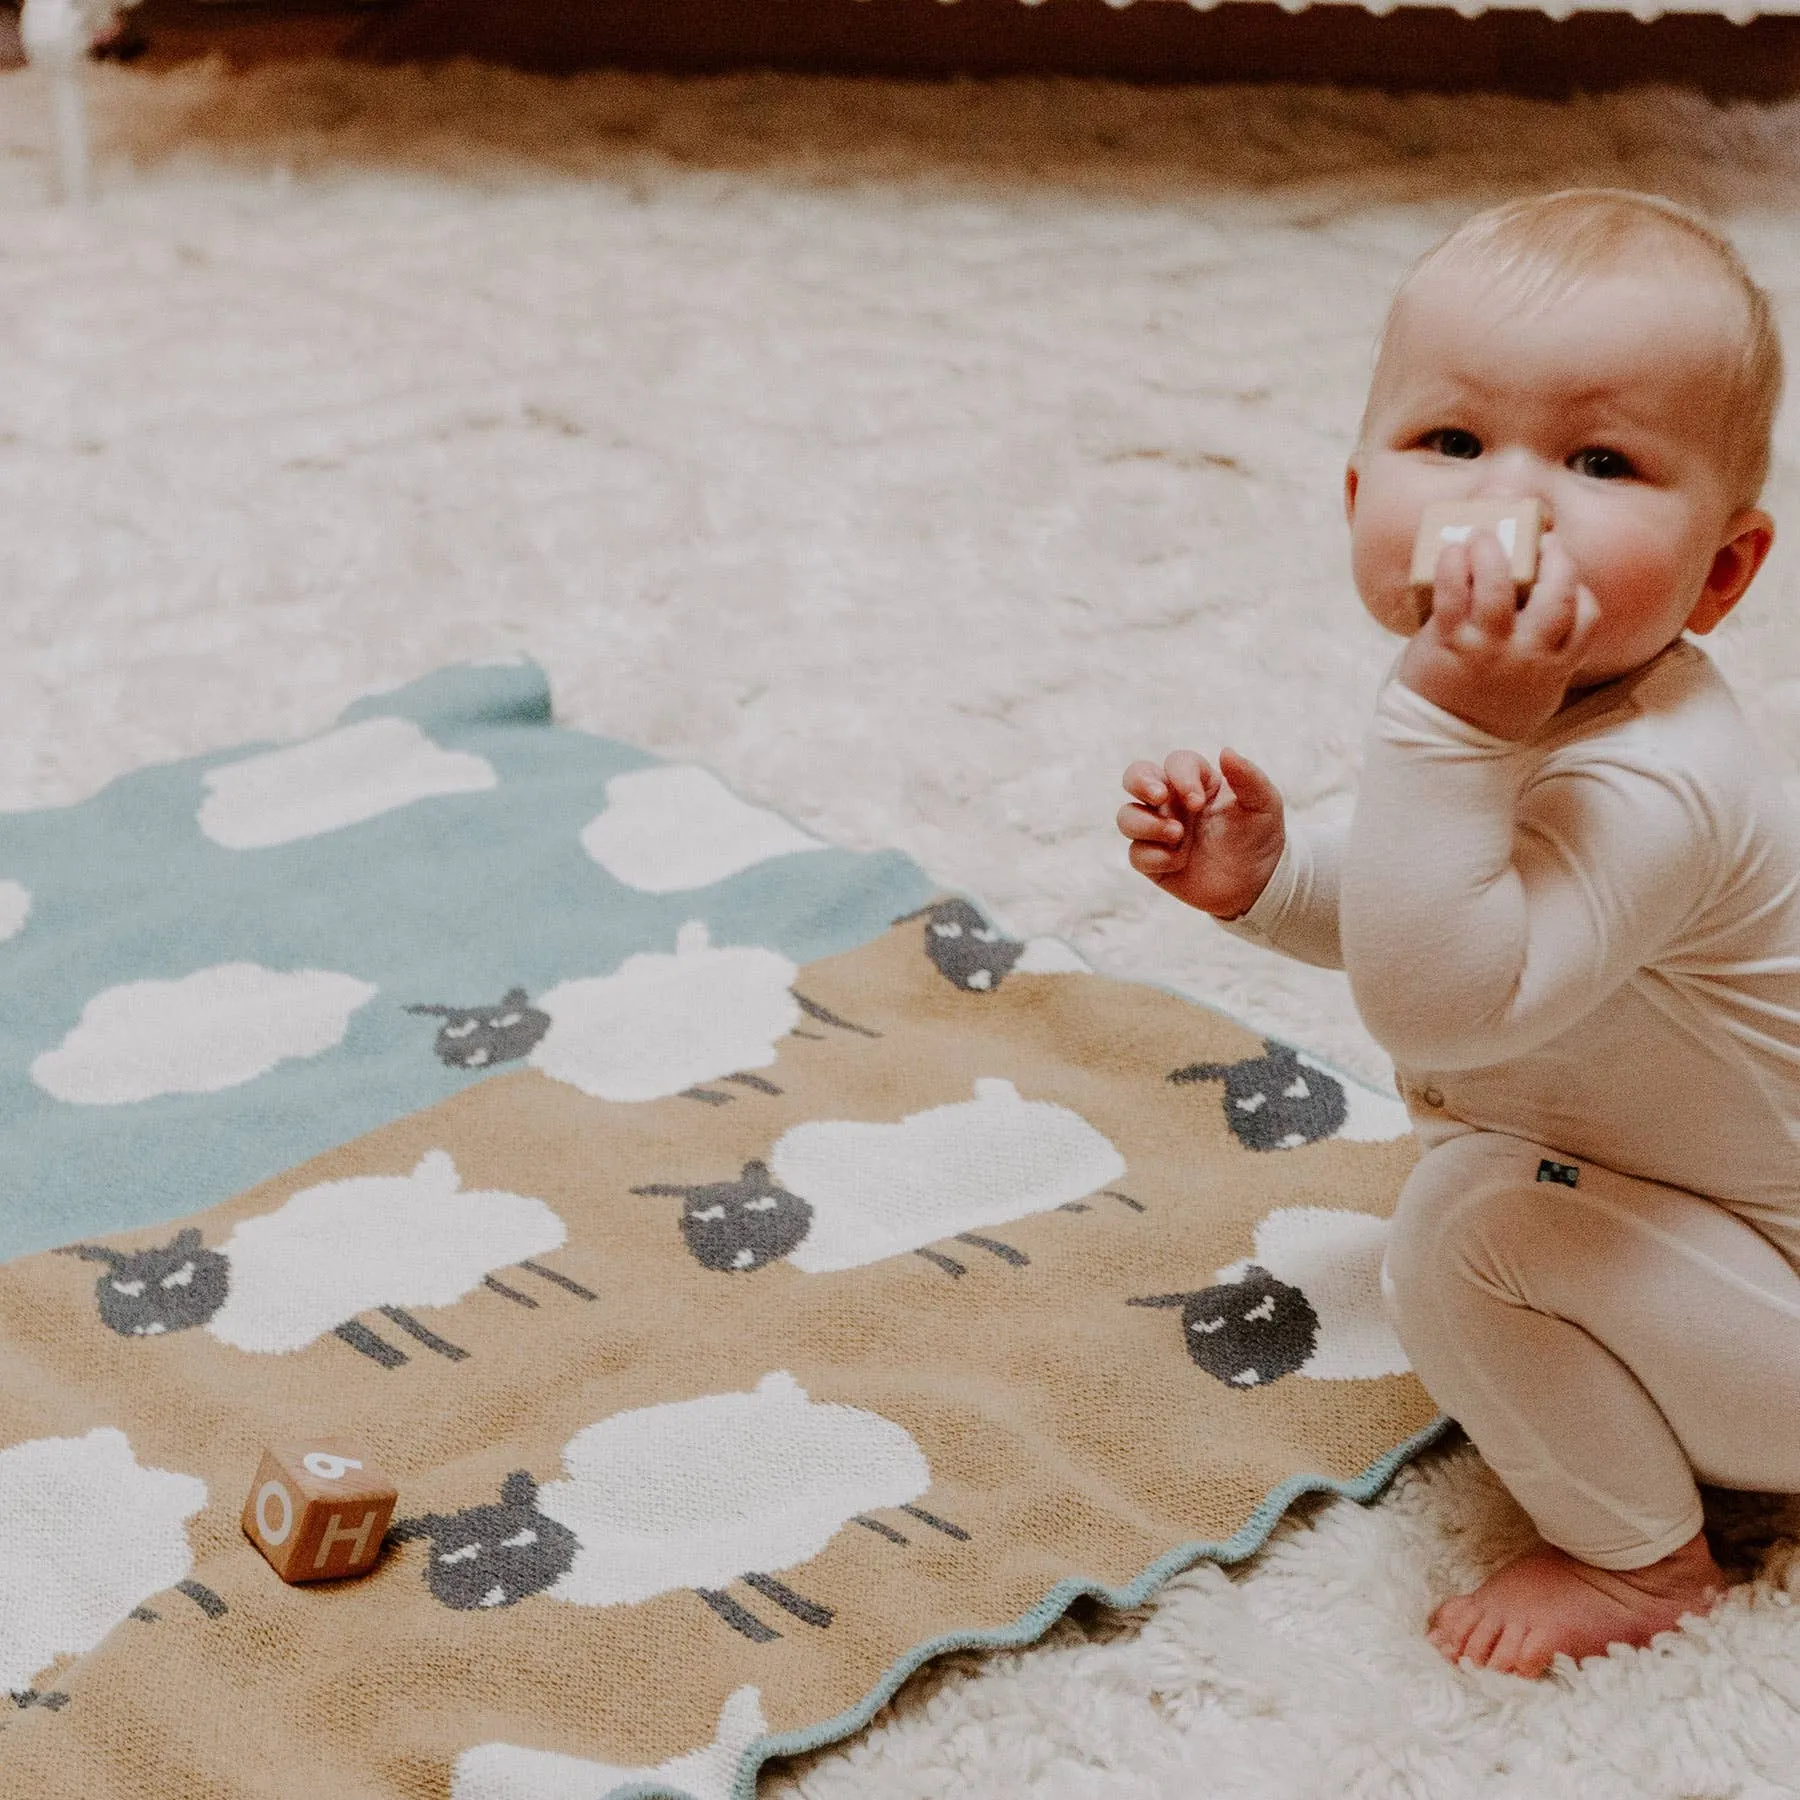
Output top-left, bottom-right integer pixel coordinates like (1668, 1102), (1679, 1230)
(1537, 1159), (1580, 1188)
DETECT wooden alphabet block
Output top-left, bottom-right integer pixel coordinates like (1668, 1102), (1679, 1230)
(1409, 497), (1543, 623)
(242, 1441), (398, 1583)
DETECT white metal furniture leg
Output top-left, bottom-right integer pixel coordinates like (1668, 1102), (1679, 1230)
(20, 0), (101, 203)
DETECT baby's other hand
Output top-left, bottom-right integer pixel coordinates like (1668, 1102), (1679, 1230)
(1117, 748), (1285, 920)
(1399, 529), (1601, 740)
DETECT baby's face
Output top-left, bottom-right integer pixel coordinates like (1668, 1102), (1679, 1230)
(1345, 259), (1767, 688)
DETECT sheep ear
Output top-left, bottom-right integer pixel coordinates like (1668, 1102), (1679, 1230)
(1168, 1063), (1229, 1086)
(404, 1003), (453, 1017)
(57, 1243), (125, 1269)
(500, 1471), (538, 1508)
(386, 1514), (439, 1544)
(1126, 1293), (1194, 1309)
(412, 1149), (459, 1190)
(754, 1371), (806, 1403)
(629, 1182), (689, 1199)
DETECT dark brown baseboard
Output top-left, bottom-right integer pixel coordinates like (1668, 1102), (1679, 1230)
(122, 0), (1800, 101)
(351, 0), (1800, 96)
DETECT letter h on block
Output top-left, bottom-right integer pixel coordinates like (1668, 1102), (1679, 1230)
(243, 1441), (399, 1584)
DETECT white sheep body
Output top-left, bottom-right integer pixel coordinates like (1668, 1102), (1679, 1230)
(530, 921), (799, 1102)
(0, 1427), (206, 1694)
(536, 1372), (930, 1607)
(453, 1685), (768, 1800)
(208, 1149), (566, 1353)
(770, 1078), (1126, 1273)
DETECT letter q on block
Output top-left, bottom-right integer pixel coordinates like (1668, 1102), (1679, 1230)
(242, 1441), (398, 1584)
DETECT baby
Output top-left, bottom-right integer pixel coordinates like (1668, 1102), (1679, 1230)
(1118, 188), (1797, 1679)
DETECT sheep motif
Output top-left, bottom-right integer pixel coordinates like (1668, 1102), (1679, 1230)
(453, 1685), (769, 1800)
(637, 1078), (1129, 1277)
(1169, 1040), (1411, 1151)
(1170, 1040), (1347, 1151)
(632, 1160), (813, 1272)
(388, 1471), (580, 1610)
(1130, 1206), (1410, 1388)
(59, 1150), (586, 1368)
(392, 1372), (962, 1644)
(0, 1428), (210, 1706)
(406, 989), (552, 1070)
(907, 899), (1024, 992)
(901, 900), (1093, 994)
(407, 945), (874, 1102)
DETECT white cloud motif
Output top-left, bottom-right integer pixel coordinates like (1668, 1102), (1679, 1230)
(32, 964), (377, 1105)
(0, 1428), (207, 1694)
(0, 880), (28, 942)
(453, 1686), (769, 1800)
(772, 1078), (1126, 1274)
(530, 922), (798, 1102)
(581, 765), (825, 893)
(198, 715), (496, 849)
(537, 1372), (930, 1607)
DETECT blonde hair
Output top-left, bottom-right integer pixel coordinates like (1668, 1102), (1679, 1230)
(1368, 189), (1784, 510)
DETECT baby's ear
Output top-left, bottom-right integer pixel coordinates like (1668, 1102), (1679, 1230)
(1688, 508), (1775, 635)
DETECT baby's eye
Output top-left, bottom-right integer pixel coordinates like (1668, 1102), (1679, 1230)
(1570, 446), (1634, 480)
(1421, 428), (1482, 461)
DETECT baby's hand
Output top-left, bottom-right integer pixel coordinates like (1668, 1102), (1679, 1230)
(1400, 528), (1601, 740)
(1117, 747), (1286, 919)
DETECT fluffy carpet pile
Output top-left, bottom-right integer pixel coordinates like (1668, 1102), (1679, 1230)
(3, 54), (1800, 1797)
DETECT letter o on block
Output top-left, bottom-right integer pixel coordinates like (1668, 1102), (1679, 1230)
(255, 1480), (294, 1547)
(242, 1440), (398, 1585)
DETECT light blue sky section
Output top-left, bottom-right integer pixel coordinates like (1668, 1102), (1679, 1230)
(0, 662), (933, 1260)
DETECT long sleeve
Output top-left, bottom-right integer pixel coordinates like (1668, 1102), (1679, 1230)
(1339, 679), (1720, 1070)
(1218, 812), (1348, 971)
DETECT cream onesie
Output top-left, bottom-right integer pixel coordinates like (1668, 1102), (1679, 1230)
(1228, 639), (1800, 1568)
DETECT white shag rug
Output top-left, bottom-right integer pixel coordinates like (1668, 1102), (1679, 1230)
(5, 56), (1800, 1798)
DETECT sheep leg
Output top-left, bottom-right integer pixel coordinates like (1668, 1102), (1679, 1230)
(913, 1248), (966, 1277)
(852, 1514), (910, 1544)
(10, 1689), (71, 1711)
(518, 1260), (597, 1301)
(1057, 1201), (1092, 1213)
(1104, 1190), (1148, 1213)
(898, 1504), (972, 1541)
(333, 1321), (408, 1367)
(379, 1305), (470, 1361)
(176, 1580), (228, 1618)
(722, 1071), (782, 1095)
(954, 1233), (1029, 1267)
(694, 1588), (780, 1643)
(482, 1274), (539, 1309)
(742, 1573), (834, 1628)
(790, 990), (881, 1038)
(679, 1086), (734, 1105)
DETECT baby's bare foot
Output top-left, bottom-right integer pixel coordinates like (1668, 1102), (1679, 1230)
(1428, 1531), (1725, 1678)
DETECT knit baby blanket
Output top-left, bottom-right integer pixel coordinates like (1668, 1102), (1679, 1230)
(0, 663), (1442, 1798)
